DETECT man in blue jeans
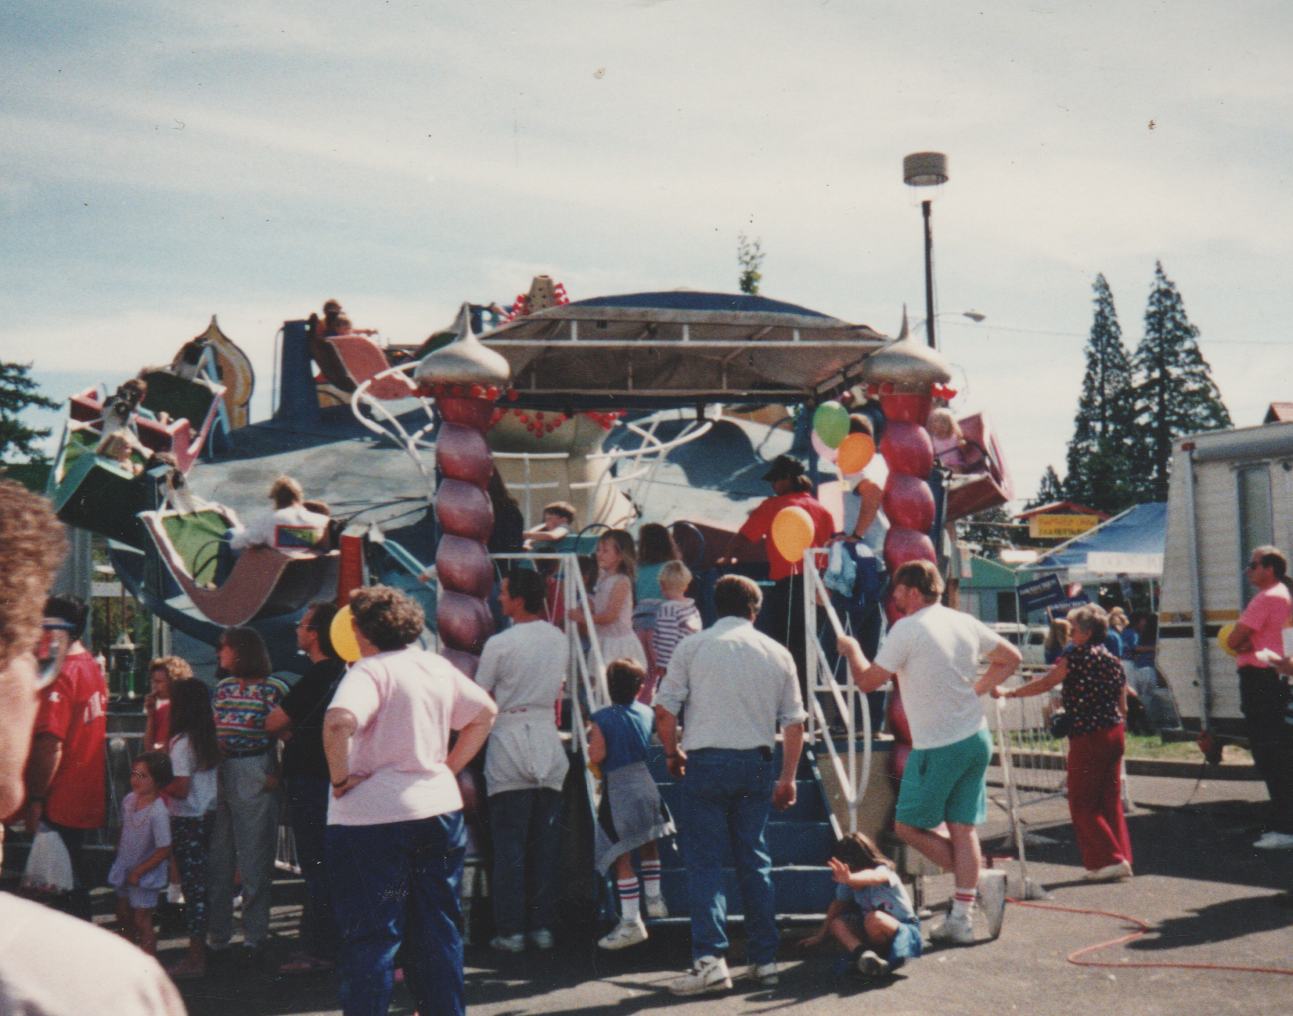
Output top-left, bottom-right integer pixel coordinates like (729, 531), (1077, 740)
(655, 574), (807, 994)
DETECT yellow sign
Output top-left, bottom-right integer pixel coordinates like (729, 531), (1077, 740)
(1030, 514), (1100, 539)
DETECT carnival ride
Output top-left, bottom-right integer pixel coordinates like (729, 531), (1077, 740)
(47, 279), (1015, 853)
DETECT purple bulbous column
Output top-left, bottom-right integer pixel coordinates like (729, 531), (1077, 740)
(414, 325), (512, 679)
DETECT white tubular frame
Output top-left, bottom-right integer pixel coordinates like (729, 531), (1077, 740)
(802, 548), (873, 835)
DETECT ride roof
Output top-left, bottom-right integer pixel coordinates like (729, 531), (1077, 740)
(480, 290), (887, 409)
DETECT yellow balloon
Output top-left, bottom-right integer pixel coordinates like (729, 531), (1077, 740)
(1216, 621), (1238, 658)
(771, 505), (815, 563)
(837, 432), (876, 475)
(331, 604), (362, 663)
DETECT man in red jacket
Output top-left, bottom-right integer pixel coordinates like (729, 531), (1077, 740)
(24, 594), (108, 922)
(721, 455), (835, 699)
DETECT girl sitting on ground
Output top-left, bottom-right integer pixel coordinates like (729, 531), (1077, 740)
(588, 659), (675, 950)
(797, 831), (923, 979)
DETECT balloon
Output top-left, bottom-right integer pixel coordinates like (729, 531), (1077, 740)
(837, 432), (875, 475)
(1217, 622), (1239, 657)
(771, 506), (815, 563)
(811, 429), (839, 463)
(812, 401), (849, 449)
(330, 605), (362, 663)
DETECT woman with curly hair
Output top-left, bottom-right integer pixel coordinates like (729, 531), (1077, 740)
(323, 586), (497, 1016)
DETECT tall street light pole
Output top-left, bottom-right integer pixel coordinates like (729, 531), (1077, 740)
(903, 152), (948, 351)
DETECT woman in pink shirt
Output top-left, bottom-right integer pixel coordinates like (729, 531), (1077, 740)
(323, 586), (497, 1016)
(1227, 545), (1293, 849)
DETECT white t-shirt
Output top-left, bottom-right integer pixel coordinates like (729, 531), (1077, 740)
(476, 620), (569, 795)
(0, 892), (187, 1015)
(167, 733), (218, 817)
(229, 503), (329, 551)
(874, 603), (1007, 750)
(327, 646), (494, 827)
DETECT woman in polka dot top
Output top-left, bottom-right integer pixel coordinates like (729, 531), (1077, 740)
(993, 604), (1132, 882)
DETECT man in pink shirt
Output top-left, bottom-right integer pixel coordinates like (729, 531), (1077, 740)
(1227, 545), (1293, 849)
(323, 586), (497, 1016)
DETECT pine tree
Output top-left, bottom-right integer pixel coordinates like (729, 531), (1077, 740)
(1028, 465), (1066, 509)
(0, 362), (57, 462)
(1063, 274), (1134, 513)
(1128, 262), (1231, 501)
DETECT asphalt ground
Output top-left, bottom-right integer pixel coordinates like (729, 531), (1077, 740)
(8, 765), (1293, 1016)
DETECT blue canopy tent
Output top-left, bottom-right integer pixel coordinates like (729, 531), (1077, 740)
(1022, 503), (1168, 581)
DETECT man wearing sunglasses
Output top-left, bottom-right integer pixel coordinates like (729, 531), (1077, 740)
(24, 596), (108, 921)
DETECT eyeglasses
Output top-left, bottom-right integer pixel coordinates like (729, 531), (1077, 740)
(41, 621), (75, 632)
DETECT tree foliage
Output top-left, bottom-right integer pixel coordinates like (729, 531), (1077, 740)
(1127, 262), (1231, 501)
(0, 362), (57, 462)
(737, 233), (764, 295)
(1027, 465), (1066, 510)
(958, 505), (1018, 553)
(1063, 274), (1136, 513)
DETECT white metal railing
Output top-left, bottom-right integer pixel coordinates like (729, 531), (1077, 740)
(349, 380), (714, 528)
(802, 548), (874, 834)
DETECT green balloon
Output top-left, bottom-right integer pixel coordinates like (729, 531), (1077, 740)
(813, 401), (849, 449)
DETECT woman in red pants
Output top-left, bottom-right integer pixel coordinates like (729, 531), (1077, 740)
(994, 604), (1132, 881)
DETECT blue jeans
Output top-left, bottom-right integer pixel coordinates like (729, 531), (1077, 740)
(680, 749), (779, 965)
(488, 788), (563, 936)
(327, 811), (466, 1016)
(287, 775), (341, 960)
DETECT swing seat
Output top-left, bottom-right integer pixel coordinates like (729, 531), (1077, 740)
(141, 509), (340, 628)
(323, 335), (416, 401)
(52, 448), (150, 549)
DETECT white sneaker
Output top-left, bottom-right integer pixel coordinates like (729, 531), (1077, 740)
(978, 869), (1008, 939)
(1254, 832), (1293, 850)
(929, 912), (975, 945)
(644, 895), (669, 920)
(743, 961), (779, 986)
(490, 933), (525, 953)
(597, 916), (647, 951)
(1084, 860), (1133, 881)
(856, 950), (890, 978)
(670, 955), (732, 995)
(529, 928), (554, 950)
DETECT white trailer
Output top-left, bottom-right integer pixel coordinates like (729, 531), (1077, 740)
(1158, 420), (1293, 738)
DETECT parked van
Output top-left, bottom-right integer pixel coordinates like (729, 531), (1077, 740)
(1157, 419), (1293, 739)
(988, 622), (1049, 668)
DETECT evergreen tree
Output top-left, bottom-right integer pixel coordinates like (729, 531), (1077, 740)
(1027, 465), (1066, 509)
(1063, 274), (1134, 513)
(958, 505), (1018, 554)
(0, 362), (57, 462)
(737, 233), (764, 295)
(1128, 262), (1231, 501)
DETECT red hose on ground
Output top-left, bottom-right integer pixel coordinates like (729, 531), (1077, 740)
(1008, 898), (1293, 975)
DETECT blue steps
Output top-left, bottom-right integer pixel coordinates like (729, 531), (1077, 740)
(617, 743), (836, 922)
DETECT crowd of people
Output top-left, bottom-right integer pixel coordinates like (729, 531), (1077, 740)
(10, 446), (1293, 1013)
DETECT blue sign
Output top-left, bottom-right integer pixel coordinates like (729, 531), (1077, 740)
(1046, 596), (1092, 620)
(1017, 574), (1065, 614)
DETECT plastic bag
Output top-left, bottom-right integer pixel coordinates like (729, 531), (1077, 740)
(824, 542), (857, 598)
(21, 826), (74, 896)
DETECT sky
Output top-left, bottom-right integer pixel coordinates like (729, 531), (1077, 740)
(3, 1), (1292, 504)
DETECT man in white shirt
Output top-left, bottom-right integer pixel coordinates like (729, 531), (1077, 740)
(838, 559), (1020, 945)
(475, 568), (570, 953)
(654, 574), (807, 995)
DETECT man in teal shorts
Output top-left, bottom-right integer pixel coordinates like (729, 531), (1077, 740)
(837, 559), (1020, 945)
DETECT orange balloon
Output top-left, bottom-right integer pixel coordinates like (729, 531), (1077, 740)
(771, 506), (815, 563)
(837, 432), (876, 475)
(331, 605), (362, 663)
